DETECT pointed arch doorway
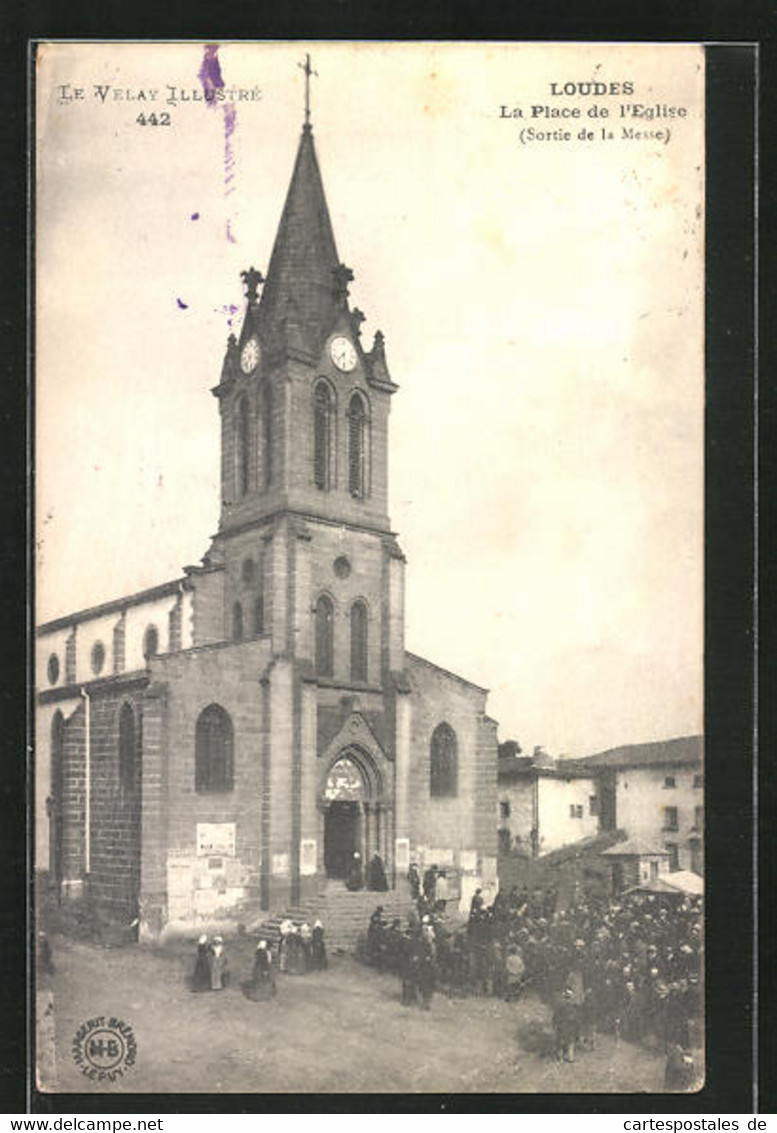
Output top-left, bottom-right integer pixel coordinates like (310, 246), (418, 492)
(321, 750), (387, 881)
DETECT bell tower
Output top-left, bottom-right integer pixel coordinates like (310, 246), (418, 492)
(208, 63), (405, 681)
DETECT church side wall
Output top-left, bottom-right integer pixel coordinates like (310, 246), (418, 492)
(143, 639), (272, 935)
(404, 658), (497, 903)
(86, 689), (144, 919)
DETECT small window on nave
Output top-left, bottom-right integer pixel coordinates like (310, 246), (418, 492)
(143, 624), (159, 660)
(233, 601), (244, 641)
(195, 704), (234, 793)
(91, 641), (106, 676)
(430, 722), (458, 798)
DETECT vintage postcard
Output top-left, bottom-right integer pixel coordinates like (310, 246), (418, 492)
(34, 41), (705, 1095)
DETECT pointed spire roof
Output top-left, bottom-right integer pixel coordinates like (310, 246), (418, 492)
(256, 125), (343, 356)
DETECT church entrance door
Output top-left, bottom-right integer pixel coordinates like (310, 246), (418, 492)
(324, 801), (360, 879)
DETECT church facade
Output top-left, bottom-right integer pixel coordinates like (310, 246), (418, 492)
(35, 115), (498, 940)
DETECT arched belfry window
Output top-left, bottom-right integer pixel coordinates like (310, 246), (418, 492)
(430, 722), (458, 798)
(236, 396), (250, 497)
(315, 594), (334, 678)
(233, 601), (244, 641)
(195, 704), (234, 793)
(347, 393), (367, 498)
(119, 702), (137, 796)
(261, 382), (273, 488)
(313, 381), (333, 489)
(350, 599), (368, 682)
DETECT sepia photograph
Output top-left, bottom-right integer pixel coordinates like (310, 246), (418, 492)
(34, 40), (705, 1096)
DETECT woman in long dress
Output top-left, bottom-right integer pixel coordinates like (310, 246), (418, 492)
(310, 920), (328, 971)
(209, 936), (229, 991)
(191, 934), (211, 992)
(243, 940), (276, 1001)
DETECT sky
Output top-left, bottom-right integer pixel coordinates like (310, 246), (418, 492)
(35, 42), (705, 757)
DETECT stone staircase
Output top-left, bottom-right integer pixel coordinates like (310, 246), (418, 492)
(247, 881), (416, 952)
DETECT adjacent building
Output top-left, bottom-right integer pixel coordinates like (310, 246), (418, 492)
(498, 735), (704, 879)
(561, 735), (704, 875)
(497, 746), (599, 857)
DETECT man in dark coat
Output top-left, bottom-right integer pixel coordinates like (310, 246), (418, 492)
(417, 935), (438, 1010)
(423, 864), (438, 904)
(469, 887), (485, 920)
(367, 906), (386, 968)
(553, 988), (580, 1062)
(367, 853), (389, 891)
(408, 862), (421, 900)
(400, 934), (421, 1006)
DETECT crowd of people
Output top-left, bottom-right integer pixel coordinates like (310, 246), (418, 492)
(361, 871), (703, 1078)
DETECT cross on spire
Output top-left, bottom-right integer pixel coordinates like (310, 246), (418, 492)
(240, 266), (264, 302)
(298, 52), (318, 127)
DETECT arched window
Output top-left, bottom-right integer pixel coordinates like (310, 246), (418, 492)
(261, 382), (273, 488)
(91, 641), (106, 676)
(233, 601), (244, 641)
(49, 712), (65, 882)
(313, 382), (332, 489)
(315, 594), (334, 678)
(253, 594), (264, 637)
(143, 624), (159, 661)
(237, 396), (250, 497)
(430, 722), (458, 798)
(350, 600), (368, 682)
(118, 702), (136, 796)
(348, 393), (367, 497)
(195, 704), (234, 793)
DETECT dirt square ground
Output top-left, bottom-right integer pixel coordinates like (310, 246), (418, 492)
(35, 933), (677, 1096)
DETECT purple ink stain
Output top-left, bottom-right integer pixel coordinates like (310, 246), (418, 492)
(190, 212), (200, 220)
(177, 298), (189, 310)
(198, 44), (239, 244)
(198, 44), (224, 100)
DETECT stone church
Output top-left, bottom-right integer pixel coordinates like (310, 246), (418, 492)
(35, 109), (498, 940)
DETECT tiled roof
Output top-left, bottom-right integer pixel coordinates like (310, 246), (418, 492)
(601, 836), (669, 857)
(560, 734), (703, 772)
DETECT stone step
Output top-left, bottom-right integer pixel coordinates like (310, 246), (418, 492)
(247, 888), (416, 950)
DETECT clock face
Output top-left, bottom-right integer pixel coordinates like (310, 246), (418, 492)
(240, 337), (260, 374)
(330, 336), (357, 373)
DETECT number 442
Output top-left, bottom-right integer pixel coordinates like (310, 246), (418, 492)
(136, 112), (171, 126)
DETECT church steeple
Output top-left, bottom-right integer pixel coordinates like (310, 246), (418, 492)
(253, 122), (343, 359)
